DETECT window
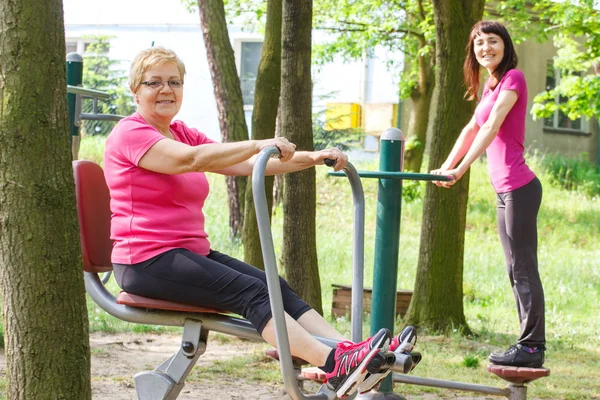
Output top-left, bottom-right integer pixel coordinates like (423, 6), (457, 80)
(544, 61), (582, 131)
(239, 41), (263, 106)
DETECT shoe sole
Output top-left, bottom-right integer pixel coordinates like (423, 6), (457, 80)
(359, 350), (422, 394)
(358, 351), (397, 394)
(488, 360), (543, 368)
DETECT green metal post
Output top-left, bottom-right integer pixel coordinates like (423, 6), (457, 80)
(66, 52), (83, 159)
(369, 127), (405, 395)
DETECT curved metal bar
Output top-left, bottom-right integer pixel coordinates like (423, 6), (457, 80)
(67, 85), (111, 100)
(100, 271), (112, 285)
(252, 147), (329, 400)
(84, 272), (263, 342)
(329, 170), (454, 182)
(80, 113), (125, 122)
(342, 163), (365, 343)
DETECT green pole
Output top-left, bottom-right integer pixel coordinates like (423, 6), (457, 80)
(66, 52), (83, 159)
(369, 127), (405, 395)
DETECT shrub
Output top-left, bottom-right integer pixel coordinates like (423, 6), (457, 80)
(538, 152), (600, 198)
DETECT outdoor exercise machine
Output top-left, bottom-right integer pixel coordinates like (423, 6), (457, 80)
(66, 52), (125, 160)
(324, 128), (549, 400)
(74, 146), (417, 400)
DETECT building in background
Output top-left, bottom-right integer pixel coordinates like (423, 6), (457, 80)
(64, 0), (597, 162)
(63, 0), (399, 143)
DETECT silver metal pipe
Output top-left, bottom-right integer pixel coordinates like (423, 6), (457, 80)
(80, 113), (125, 122)
(391, 373), (511, 397)
(252, 147), (328, 400)
(67, 85), (111, 100)
(343, 163), (366, 343)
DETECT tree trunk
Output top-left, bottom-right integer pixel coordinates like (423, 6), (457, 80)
(404, 0), (484, 333)
(242, 0), (282, 270)
(198, 0), (249, 238)
(0, 1), (92, 399)
(404, 45), (435, 173)
(280, 0), (322, 313)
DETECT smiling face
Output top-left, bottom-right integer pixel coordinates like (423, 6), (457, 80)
(473, 32), (505, 73)
(134, 62), (183, 128)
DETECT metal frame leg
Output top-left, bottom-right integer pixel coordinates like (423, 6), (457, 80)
(134, 318), (207, 400)
(508, 384), (527, 400)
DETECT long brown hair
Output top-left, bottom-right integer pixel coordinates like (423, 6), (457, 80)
(463, 21), (518, 101)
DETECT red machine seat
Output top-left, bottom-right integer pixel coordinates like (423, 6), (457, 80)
(116, 291), (223, 313)
(73, 160), (223, 314)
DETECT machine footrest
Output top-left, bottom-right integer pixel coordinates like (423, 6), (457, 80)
(487, 364), (550, 384)
(301, 367), (327, 383)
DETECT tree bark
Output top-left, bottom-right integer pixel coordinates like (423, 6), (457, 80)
(280, 0), (322, 313)
(404, 43), (435, 173)
(404, 0), (484, 333)
(0, 1), (92, 398)
(198, 0), (249, 238)
(242, 0), (282, 270)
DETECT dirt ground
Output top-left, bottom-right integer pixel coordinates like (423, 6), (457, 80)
(88, 332), (289, 400)
(1, 332), (500, 400)
(86, 332), (497, 400)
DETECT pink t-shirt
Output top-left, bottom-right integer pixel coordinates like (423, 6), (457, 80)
(104, 112), (216, 264)
(474, 69), (535, 193)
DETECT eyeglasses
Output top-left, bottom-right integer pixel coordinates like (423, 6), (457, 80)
(139, 80), (184, 90)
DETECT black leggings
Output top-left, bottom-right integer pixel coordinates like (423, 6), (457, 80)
(113, 249), (312, 334)
(496, 177), (545, 346)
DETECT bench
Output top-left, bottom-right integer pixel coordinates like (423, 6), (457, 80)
(331, 284), (412, 318)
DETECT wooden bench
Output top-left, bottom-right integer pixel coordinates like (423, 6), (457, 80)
(331, 284), (412, 318)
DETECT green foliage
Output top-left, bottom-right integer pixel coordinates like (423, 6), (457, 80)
(313, 125), (362, 152)
(462, 354), (480, 368)
(497, 0), (600, 120)
(78, 134), (107, 165)
(312, 0), (435, 102)
(312, 110), (362, 152)
(538, 152), (600, 198)
(401, 180), (424, 203)
(81, 36), (135, 136)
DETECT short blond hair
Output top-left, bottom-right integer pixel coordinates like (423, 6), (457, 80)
(129, 47), (186, 93)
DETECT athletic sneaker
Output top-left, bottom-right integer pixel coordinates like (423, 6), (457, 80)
(488, 344), (545, 368)
(325, 328), (392, 398)
(390, 325), (417, 353)
(357, 326), (420, 394)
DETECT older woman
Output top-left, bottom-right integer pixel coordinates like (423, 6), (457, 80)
(103, 46), (412, 397)
(431, 21), (545, 368)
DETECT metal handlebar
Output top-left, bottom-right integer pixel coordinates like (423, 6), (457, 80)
(67, 85), (111, 100)
(252, 147), (366, 400)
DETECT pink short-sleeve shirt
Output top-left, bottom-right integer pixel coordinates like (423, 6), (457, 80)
(104, 112), (216, 264)
(474, 69), (535, 193)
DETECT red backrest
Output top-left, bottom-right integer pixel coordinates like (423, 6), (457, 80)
(73, 160), (113, 273)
